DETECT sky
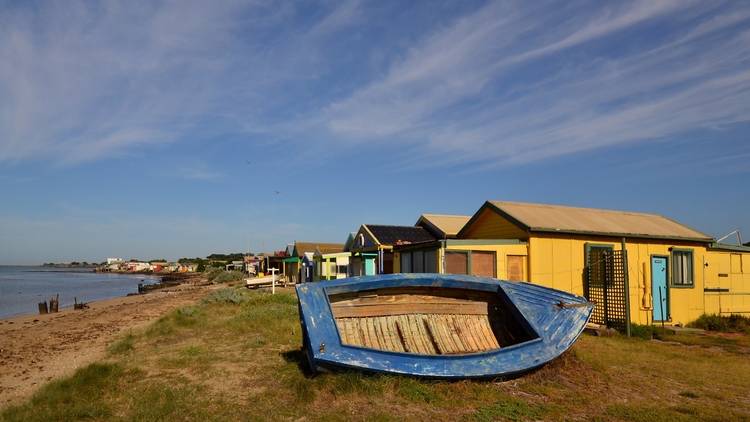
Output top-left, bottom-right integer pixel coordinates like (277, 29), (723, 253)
(0, 0), (749, 264)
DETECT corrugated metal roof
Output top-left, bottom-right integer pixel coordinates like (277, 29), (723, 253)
(487, 201), (713, 242)
(417, 214), (471, 238)
(364, 225), (436, 245)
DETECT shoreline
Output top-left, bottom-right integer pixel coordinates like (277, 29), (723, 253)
(0, 278), (216, 407)
(0, 272), (200, 321)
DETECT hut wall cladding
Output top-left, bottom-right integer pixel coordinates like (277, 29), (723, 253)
(459, 208), (528, 239)
(526, 234), (747, 326)
(704, 249), (750, 315)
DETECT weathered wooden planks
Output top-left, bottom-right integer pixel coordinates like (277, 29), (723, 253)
(330, 293), (489, 318)
(335, 313), (500, 355)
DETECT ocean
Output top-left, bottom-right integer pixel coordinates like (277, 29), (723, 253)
(0, 266), (160, 319)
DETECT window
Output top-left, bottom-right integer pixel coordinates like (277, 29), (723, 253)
(337, 265), (348, 275)
(445, 251), (468, 275)
(424, 251), (437, 273)
(672, 249), (694, 286)
(401, 252), (412, 273)
(413, 250), (424, 273)
(507, 255), (525, 281)
(470, 251), (496, 278)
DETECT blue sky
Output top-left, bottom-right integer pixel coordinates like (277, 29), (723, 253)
(1, 0), (749, 264)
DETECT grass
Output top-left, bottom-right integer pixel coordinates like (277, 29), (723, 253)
(473, 398), (547, 422)
(3, 287), (750, 421)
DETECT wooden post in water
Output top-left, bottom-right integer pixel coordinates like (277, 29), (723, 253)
(49, 294), (59, 313)
(38, 301), (48, 314)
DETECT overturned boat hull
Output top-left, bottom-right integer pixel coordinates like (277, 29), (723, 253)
(295, 274), (593, 379)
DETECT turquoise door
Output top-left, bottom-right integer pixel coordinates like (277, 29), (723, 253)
(364, 257), (375, 276)
(651, 256), (668, 321)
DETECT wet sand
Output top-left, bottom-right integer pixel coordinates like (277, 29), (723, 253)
(0, 281), (216, 407)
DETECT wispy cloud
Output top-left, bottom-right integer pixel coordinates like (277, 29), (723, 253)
(1, 1), (748, 169)
(174, 160), (225, 181)
(0, 0), (360, 164)
(321, 0), (750, 167)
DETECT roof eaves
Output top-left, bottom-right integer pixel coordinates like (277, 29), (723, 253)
(528, 227), (714, 243)
(708, 242), (750, 252)
(361, 225), (381, 245)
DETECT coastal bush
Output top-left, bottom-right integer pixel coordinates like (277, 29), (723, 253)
(202, 288), (247, 305)
(205, 269), (245, 284)
(629, 324), (671, 340)
(689, 314), (750, 334)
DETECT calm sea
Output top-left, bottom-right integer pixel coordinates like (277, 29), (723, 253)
(0, 266), (160, 319)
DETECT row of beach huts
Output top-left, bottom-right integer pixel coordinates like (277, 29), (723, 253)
(268, 200), (750, 328)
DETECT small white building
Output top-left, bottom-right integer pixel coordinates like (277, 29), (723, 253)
(106, 257), (124, 265)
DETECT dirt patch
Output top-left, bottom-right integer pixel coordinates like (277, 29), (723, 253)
(0, 282), (215, 406)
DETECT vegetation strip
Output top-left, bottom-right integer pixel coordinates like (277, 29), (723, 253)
(3, 287), (750, 421)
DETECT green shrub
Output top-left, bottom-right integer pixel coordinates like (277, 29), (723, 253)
(689, 314), (750, 333)
(206, 269), (245, 284)
(627, 324), (671, 340)
(202, 288), (247, 305)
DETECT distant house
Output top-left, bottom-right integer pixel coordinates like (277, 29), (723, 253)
(106, 257), (123, 265)
(349, 225), (435, 276)
(125, 261), (151, 272)
(313, 243), (349, 281)
(225, 260), (245, 271)
(284, 241), (345, 284)
(150, 262), (168, 272)
(177, 263), (197, 273)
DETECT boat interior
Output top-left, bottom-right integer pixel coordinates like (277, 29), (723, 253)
(328, 287), (539, 355)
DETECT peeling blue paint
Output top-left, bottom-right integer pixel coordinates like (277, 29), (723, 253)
(295, 274), (593, 379)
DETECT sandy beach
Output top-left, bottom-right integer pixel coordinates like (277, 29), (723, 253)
(0, 280), (216, 407)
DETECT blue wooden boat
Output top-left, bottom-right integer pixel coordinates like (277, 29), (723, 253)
(295, 274), (593, 378)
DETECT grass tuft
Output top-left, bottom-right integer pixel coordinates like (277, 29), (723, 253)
(605, 403), (694, 422)
(678, 390), (699, 399)
(1, 363), (124, 422)
(473, 397), (546, 422)
(396, 377), (440, 403)
(108, 332), (135, 355)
